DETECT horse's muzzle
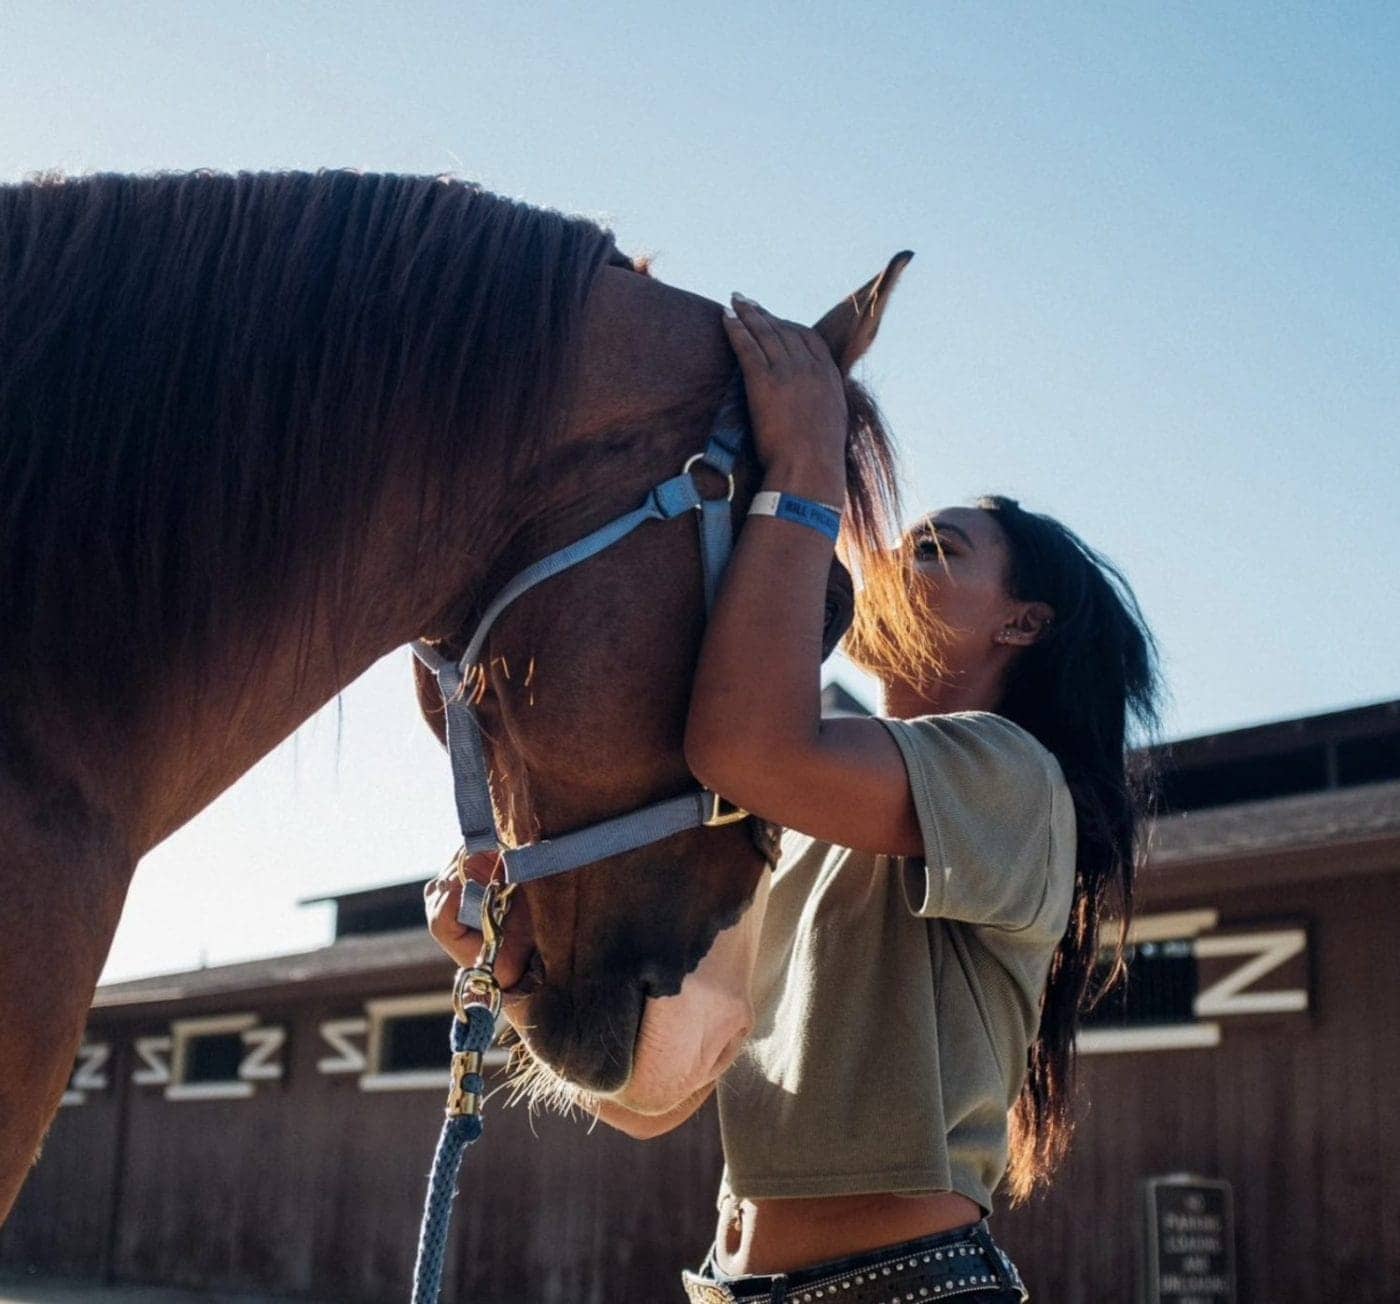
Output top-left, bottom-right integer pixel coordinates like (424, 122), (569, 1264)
(515, 978), (648, 1093)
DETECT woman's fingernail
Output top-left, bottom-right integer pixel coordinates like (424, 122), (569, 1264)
(732, 291), (754, 306)
(721, 302), (737, 319)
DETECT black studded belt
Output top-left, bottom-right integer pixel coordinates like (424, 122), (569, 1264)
(681, 1220), (1028, 1304)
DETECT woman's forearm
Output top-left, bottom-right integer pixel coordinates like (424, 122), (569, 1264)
(686, 454), (845, 793)
(592, 1081), (717, 1140)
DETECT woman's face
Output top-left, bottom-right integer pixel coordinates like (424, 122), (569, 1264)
(907, 505), (1020, 658)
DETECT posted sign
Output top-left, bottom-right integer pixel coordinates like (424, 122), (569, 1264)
(1140, 1175), (1236, 1304)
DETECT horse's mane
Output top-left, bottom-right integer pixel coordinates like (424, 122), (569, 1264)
(0, 170), (617, 720)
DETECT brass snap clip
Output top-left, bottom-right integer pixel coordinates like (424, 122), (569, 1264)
(450, 878), (517, 1021)
(703, 792), (749, 828)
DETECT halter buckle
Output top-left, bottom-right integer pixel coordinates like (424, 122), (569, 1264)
(703, 792), (749, 827)
(682, 452), (736, 503)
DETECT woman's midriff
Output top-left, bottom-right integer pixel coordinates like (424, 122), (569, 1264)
(714, 1190), (985, 1277)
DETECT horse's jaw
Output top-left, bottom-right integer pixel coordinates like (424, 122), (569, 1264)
(502, 871), (770, 1109)
(603, 872), (770, 1115)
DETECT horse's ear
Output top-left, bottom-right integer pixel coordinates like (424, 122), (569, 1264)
(813, 251), (914, 374)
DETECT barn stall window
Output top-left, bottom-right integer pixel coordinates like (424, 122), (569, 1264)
(165, 1013), (285, 1101)
(1078, 910), (1221, 1054)
(359, 993), (507, 1092)
(1078, 939), (1217, 1053)
(1076, 909), (1310, 1054)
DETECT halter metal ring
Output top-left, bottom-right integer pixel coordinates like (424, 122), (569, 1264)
(682, 452), (736, 503)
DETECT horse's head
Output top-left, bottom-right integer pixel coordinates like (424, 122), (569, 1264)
(414, 253), (914, 1104)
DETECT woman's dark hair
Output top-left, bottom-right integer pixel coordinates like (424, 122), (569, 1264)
(973, 495), (1162, 1203)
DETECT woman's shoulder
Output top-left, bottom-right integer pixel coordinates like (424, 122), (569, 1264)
(879, 710), (1065, 789)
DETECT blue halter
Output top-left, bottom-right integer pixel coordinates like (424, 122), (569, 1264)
(411, 375), (752, 931)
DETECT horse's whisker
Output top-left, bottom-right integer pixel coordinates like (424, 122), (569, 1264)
(495, 1042), (599, 1123)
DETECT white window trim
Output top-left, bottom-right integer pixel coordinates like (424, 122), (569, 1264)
(1124, 909), (1219, 944)
(1194, 928), (1308, 1017)
(72, 1041), (111, 1091)
(240, 1026), (286, 1081)
(132, 1035), (172, 1086)
(61, 1042), (112, 1106)
(1078, 1023), (1222, 1055)
(318, 1017), (370, 1075)
(166, 1080), (256, 1102)
(361, 992), (507, 1092)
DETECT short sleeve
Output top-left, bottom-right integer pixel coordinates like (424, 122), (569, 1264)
(878, 712), (1058, 931)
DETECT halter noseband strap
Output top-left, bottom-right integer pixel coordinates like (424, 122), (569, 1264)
(413, 377), (754, 930)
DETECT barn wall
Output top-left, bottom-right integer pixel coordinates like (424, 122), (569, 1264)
(2, 991), (725, 1303)
(995, 862), (1400, 1303)
(0, 1041), (125, 1279)
(5, 860), (1398, 1303)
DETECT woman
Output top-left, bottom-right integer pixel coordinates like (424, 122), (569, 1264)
(427, 294), (1160, 1302)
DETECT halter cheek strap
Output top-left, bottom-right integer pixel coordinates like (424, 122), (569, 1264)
(413, 377), (755, 930)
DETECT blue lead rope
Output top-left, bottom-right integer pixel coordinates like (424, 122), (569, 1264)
(411, 1001), (497, 1304)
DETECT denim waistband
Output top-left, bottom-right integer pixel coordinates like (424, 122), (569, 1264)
(681, 1219), (1028, 1304)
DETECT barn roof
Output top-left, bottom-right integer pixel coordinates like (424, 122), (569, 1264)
(92, 928), (451, 1015)
(1150, 776), (1400, 865)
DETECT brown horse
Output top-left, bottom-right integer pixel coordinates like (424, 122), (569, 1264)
(0, 169), (915, 1223)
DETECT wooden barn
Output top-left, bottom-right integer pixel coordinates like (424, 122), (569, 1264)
(3, 697), (1398, 1302)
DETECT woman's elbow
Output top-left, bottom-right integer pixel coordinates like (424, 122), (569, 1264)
(684, 732), (773, 811)
(686, 725), (812, 818)
(683, 721), (741, 796)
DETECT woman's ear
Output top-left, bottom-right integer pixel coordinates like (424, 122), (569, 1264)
(997, 602), (1056, 647)
(812, 250), (914, 373)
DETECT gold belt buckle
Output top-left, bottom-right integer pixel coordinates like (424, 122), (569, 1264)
(680, 1272), (737, 1304)
(703, 793), (749, 828)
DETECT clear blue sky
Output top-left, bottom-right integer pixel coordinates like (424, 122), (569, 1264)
(3, 2), (1396, 982)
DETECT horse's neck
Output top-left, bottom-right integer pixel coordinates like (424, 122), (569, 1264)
(138, 627), (390, 850)
(136, 519), (481, 855)
(49, 476), (494, 858)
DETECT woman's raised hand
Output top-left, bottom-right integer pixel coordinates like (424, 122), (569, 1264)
(722, 293), (848, 481)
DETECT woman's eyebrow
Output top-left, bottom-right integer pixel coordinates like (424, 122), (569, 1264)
(927, 521), (976, 549)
